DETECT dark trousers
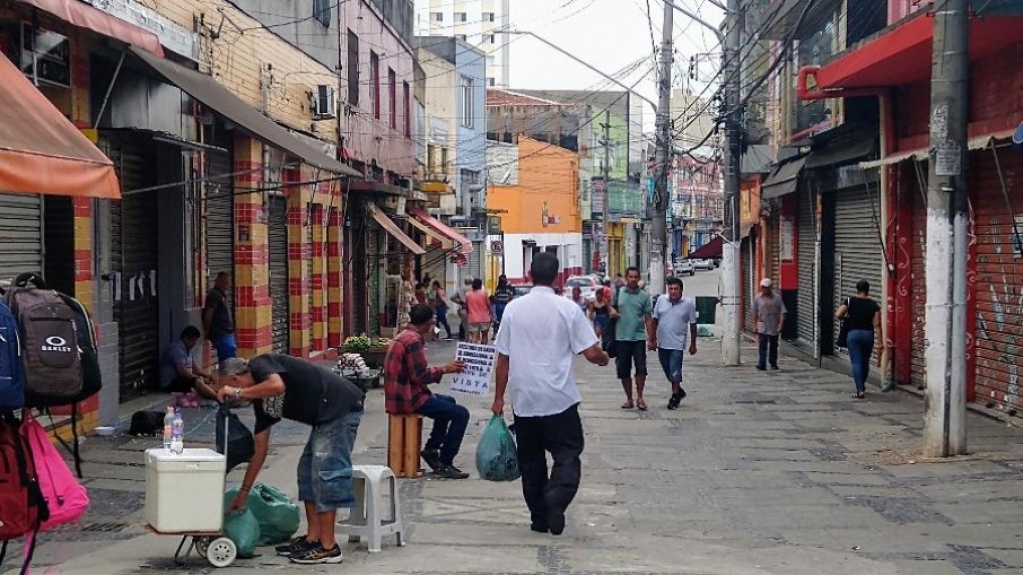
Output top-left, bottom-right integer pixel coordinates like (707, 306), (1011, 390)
(436, 305), (453, 338)
(513, 403), (584, 528)
(415, 394), (469, 466)
(758, 333), (779, 368)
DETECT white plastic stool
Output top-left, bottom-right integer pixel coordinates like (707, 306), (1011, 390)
(338, 465), (405, 553)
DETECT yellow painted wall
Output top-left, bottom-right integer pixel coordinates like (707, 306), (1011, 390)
(488, 137), (581, 235)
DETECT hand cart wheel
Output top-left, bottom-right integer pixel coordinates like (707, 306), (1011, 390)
(194, 536), (212, 558)
(206, 537), (237, 568)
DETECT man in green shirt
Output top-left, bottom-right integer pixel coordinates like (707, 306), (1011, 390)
(610, 267), (653, 410)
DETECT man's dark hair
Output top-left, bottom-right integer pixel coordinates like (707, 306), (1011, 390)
(626, 266), (641, 277)
(666, 277), (683, 290)
(409, 303), (434, 326)
(180, 325), (201, 340)
(472, 278), (483, 290)
(856, 280), (871, 295)
(530, 252), (560, 286)
(216, 271), (229, 280)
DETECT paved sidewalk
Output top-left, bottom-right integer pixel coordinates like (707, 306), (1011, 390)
(7, 337), (1023, 575)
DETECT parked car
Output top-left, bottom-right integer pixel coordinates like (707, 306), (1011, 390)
(672, 260), (696, 276)
(691, 259), (714, 271)
(512, 284), (533, 298)
(565, 275), (599, 300)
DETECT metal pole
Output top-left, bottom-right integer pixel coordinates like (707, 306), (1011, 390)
(601, 111), (612, 278)
(924, 0), (969, 457)
(649, 0), (673, 296)
(720, 0), (742, 365)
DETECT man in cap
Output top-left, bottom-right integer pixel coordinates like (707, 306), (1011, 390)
(753, 278), (787, 371)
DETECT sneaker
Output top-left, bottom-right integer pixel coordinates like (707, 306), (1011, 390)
(667, 392), (683, 410)
(435, 464), (470, 479)
(289, 543), (343, 565)
(275, 535), (315, 557)
(421, 448), (442, 472)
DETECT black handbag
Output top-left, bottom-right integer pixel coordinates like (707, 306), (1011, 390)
(216, 403), (255, 472)
(836, 297), (851, 348)
(603, 286), (622, 358)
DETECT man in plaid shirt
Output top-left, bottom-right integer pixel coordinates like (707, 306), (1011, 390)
(384, 303), (469, 479)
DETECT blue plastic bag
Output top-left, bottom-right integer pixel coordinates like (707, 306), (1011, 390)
(475, 416), (521, 482)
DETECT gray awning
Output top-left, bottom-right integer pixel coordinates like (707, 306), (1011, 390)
(804, 138), (876, 169)
(130, 47), (359, 177)
(761, 157), (806, 200)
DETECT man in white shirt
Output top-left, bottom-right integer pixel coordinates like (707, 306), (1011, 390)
(492, 253), (610, 536)
(648, 277), (698, 410)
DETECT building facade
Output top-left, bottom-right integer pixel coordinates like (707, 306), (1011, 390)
(414, 0), (509, 87)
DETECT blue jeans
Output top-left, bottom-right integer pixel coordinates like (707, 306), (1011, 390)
(758, 333), (778, 368)
(657, 348), (685, 386)
(297, 410), (362, 512)
(416, 394), (469, 466)
(436, 305), (453, 338)
(211, 334), (237, 363)
(847, 329), (875, 393)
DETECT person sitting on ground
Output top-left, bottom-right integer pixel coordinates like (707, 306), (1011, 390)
(384, 304), (470, 479)
(217, 355), (366, 565)
(159, 326), (217, 406)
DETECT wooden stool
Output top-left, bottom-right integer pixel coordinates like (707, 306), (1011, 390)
(387, 414), (423, 478)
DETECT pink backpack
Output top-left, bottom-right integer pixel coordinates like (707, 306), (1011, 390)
(20, 416), (89, 531)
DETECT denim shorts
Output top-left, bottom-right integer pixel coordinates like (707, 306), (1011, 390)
(297, 410), (362, 513)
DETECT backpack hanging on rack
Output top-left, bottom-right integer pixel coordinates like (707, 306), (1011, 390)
(0, 300), (26, 411)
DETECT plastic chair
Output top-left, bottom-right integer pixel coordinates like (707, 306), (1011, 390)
(338, 465), (405, 553)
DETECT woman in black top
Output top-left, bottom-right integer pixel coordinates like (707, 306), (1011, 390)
(836, 280), (882, 398)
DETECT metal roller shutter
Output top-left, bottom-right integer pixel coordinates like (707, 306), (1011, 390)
(269, 196), (290, 354)
(206, 146), (234, 306)
(0, 192), (43, 284)
(909, 166), (927, 389)
(831, 185), (883, 357)
(742, 237), (755, 333)
(469, 241), (483, 282)
(367, 224), (380, 336)
(796, 188), (817, 347)
(110, 145), (160, 399)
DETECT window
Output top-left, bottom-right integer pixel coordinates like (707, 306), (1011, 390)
(456, 34), (467, 42)
(403, 81), (411, 137)
(460, 75), (474, 128)
(370, 51), (380, 119)
(313, 0), (331, 27)
(431, 12), (443, 21)
(441, 148), (449, 172)
(487, 77), (496, 87)
(456, 12), (467, 22)
(347, 31), (359, 106)
(484, 12), (495, 22)
(388, 68), (397, 129)
(487, 34), (495, 44)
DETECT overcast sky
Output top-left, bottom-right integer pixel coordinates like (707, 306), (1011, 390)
(505, 0), (726, 131)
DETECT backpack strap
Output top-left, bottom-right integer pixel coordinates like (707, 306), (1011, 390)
(12, 273), (47, 290)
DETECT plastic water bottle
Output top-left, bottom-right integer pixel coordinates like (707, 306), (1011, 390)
(170, 409), (184, 454)
(162, 406), (174, 449)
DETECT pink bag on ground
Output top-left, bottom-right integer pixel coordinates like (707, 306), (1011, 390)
(20, 416), (89, 531)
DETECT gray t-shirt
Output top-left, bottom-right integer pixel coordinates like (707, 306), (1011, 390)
(753, 294), (787, 336)
(653, 296), (697, 350)
(159, 340), (192, 387)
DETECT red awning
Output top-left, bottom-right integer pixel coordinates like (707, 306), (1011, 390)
(408, 207), (473, 255)
(0, 51), (119, 199)
(367, 204), (425, 256)
(688, 236), (723, 260)
(801, 13), (1023, 97)
(22, 0), (164, 57)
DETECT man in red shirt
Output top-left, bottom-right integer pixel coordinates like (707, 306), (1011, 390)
(384, 304), (469, 479)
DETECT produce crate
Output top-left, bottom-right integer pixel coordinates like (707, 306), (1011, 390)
(339, 346), (388, 368)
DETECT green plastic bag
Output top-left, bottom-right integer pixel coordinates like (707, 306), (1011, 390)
(222, 489), (261, 558)
(475, 415), (521, 482)
(246, 483), (300, 546)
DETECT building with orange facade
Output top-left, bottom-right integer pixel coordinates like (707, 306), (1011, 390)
(487, 137), (583, 285)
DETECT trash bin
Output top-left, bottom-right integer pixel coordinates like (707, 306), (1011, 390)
(695, 296), (718, 324)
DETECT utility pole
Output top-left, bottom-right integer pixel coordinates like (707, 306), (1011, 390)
(924, 0), (969, 457)
(601, 111), (612, 277)
(719, 0), (742, 365)
(650, 0), (673, 296)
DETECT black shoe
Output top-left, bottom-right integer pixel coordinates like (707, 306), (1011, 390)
(547, 507), (566, 536)
(667, 393), (682, 410)
(276, 535), (315, 557)
(771, 365), (779, 370)
(421, 448), (442, 472)
(530, 523), (549, 533)
(435, 464), (470, 479)
(289, 543), (343, 565)
(756, 365), (766, 371)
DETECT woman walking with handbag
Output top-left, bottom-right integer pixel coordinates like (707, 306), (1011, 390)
(835, 280), (882, 399)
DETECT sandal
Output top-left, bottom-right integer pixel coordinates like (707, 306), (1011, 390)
(636, 399), (648, 411)
(621, 400), (634, 409)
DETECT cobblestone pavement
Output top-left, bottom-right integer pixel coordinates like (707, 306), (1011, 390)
(7, 337), (1023, 575)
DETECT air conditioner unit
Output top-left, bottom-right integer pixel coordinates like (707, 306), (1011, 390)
(313, 85), (336, 119)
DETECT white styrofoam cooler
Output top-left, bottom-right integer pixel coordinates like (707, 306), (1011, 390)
(145, 448), (226, 533)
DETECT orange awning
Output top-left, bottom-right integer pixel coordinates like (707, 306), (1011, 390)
(408, 207), (473, 255)
(0, 52), (119, 199)
(367, 204), (425, 256)
(21, 0), (164, 57)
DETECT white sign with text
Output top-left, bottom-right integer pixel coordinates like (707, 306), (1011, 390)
(449, 342), (496, 396)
